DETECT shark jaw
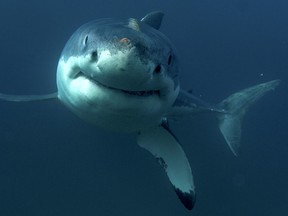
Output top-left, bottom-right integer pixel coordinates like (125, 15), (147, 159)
(74, 71), (161, 97)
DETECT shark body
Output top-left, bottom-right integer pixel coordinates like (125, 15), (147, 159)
(0, 12), (280, 210)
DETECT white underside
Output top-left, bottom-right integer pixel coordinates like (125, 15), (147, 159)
(56, 57), (179, 132)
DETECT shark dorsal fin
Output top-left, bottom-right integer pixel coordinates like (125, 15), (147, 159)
(140, 11), (164, 30)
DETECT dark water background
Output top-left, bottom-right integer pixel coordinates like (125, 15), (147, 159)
(0, 0), (287, 215)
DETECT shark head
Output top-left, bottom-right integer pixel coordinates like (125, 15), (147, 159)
(57, 15), (180, 131)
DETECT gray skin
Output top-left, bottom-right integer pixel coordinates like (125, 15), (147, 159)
(0, 12), (280, 211)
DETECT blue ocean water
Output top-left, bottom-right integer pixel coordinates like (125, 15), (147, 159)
(0, 0), (287, 215)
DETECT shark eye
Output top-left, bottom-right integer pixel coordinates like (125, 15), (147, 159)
(168, 55), (172, 65)
(83, 35), (89, 46)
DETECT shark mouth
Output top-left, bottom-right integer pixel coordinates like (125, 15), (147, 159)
(75, 71), (160, 97)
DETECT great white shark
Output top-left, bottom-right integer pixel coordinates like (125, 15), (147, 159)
(0, 11), (280, 210)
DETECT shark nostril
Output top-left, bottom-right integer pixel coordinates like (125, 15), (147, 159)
(154, 65), (162, 74)
(90, 51), (98, 61)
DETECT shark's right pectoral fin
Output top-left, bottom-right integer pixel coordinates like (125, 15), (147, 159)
(137, 125), (195, 210)
(0, 92), (58, 102)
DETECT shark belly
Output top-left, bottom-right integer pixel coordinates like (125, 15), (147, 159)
(57, 58), (167, 132)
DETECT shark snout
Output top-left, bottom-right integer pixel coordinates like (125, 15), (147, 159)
(88, 48), (163, 91)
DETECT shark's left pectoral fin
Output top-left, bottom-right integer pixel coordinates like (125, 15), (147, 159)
(137, 125), (195, 210)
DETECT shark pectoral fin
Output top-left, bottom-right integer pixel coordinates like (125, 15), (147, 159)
(0, 92), (58, 102)
(137, 125), (195, 210)
(217, 79), (280, 156)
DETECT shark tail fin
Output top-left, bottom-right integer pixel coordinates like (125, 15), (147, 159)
(0, 92), (58, 102)
(217, 80), (280, 156)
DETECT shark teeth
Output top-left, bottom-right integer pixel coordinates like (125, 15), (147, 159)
(75, 71), (160, 97)
(122, 89), (160, 97)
